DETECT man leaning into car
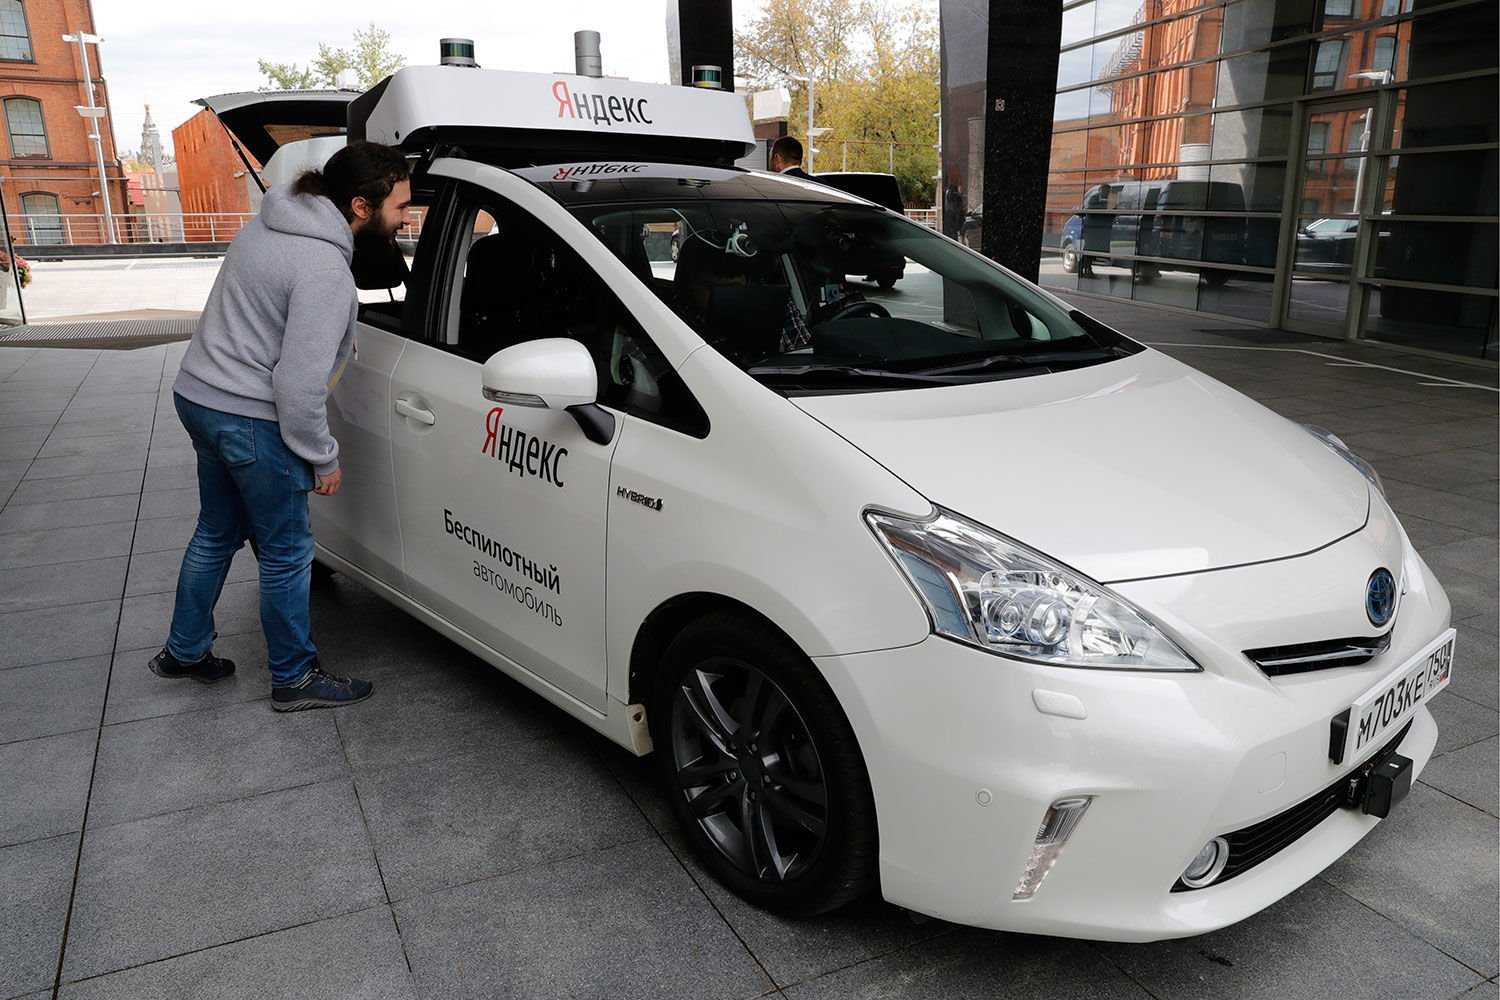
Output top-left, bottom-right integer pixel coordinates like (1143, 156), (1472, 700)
(148, 141), (412, 712)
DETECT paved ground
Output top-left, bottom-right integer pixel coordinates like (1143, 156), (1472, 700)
(11, 259), (223, 323)
(0, 294), (1495, 1000)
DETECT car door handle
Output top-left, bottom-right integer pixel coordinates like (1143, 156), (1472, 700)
(394, 397), (436, 426)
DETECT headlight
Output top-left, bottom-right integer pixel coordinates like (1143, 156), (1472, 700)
(1303, 424), (1384, 496)
(866, 507), (1199, 671)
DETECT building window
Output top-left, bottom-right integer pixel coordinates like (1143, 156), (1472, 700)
(1378, 0), (1402, 15)
(0, 1), (31, 61)
(4, 97), (47, 157)
(20, 191), (61, 245)
(1312, 39), (1347, 90)
(1372, 36), (1397, 75)
(1323, 0), (1354, 17)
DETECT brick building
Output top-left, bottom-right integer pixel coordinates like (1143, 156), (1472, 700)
(172, 106), (261, 242)
(0, 0), (128, 246)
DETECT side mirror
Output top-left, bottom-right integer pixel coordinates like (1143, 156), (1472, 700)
(481, 338), (615, 445)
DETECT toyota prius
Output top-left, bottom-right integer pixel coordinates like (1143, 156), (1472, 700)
(211, 63), (1456, 941)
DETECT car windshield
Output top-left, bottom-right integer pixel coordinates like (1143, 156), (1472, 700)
(569, 199), (1139, 394)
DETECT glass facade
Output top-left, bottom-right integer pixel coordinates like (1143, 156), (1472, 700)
(943, 0), (1498, 359)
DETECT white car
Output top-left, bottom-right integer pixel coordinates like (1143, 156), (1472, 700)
(209, 64), (1456, 942)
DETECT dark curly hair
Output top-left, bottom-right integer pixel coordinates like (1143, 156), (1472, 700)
(293, 140), (410, 222)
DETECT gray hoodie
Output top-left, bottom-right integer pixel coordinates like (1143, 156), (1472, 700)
(173, 184), (357, 476)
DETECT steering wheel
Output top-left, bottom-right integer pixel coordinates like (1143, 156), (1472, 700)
(822, 299), (891, 323)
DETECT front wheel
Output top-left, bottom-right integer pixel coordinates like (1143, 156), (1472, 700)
(652, 612), (879, 916)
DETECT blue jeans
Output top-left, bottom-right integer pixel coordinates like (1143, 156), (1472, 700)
(167, 393), (318, 686)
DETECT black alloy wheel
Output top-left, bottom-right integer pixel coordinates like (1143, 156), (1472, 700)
(671, 660), (829, 883)
(653, 612), (878, 915)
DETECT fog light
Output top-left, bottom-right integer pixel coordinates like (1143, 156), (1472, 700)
(1012, 796), (1091, 900)
(1180, 836), (1229, 889)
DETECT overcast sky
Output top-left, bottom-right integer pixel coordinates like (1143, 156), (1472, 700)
(95, 0), (767, 158)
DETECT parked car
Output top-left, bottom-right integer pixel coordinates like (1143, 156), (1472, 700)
(811, 171), (907, 289)
(207, 62), (1456, 943)
(1059, 179), (1264, 286)
(1294, 217), (1360, 274)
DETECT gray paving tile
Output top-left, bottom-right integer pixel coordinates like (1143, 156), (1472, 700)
(124, 544), (257, 597)
(1434, 565), (1500, 626)
(0, 494), (140, 535)
(1452, 979), (1499, 1000)
(63, 779), (385, 983)
(353, 734), (652, 901)
(1461, 614), (1498, 638)
(1449, 628), (1498, 710)
(1325, 782), (1498, 975)
(48, 412), (155, 439)
(0, 522), (133, 570)
(1429, 691), (1500, 755)
(664, 832), (952, 988)
(1378, 449), (1498, 492)
(0, 436), (42, 463)
(89, 699), (345, 827)
(1421, 736), (1499, 818)
(58, 905), (417, 1000)
(782, 929), (1150, 998)
(1384, 483), (1500, 538)
(128, 515), (198, 554)
(330, 659), (565, 773)
(394, 839), (770, 1000)
(0, 556), (127, 613)
(105, 632), (271, 725)
(34, 434), (150, 462)
(6, 470), (143, 506)
(1100, 878), (1478, 1000)
(0, 834), (77, 999)
(114, 579), (259, 653)
(1453, 481), (1500, 505)
(25, 452), (149, 483)
(0, 655), (109, 745)
(141, 463), (197, 492)
(1426, 531), (1497, 573)
(136, 486), (198, 520)
(1405, 515), (1492, 555)
(0, 600), (120, 671)
(0, 729), (95, 847)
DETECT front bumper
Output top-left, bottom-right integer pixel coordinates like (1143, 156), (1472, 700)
(814, 535), (1451, 941)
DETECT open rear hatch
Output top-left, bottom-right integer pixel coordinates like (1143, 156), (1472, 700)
(193, 89), (360, 190)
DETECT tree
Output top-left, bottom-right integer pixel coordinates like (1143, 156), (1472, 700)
(737, 0), (939, 207)
(257, 23), (404, 91)
(257, 59), (319, 91)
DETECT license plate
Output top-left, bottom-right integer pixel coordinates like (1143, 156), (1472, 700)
(1341, 629), (1455, 763)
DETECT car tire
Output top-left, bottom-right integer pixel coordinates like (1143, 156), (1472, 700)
(876, 274), (898, 290)
(1061, 240), (1078, 274)
(670, 236), (680, 262)
(652, 611), (879, 916)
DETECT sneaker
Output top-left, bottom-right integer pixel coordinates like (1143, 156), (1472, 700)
(149, 647), (236, 685)
(271, 661), (374, 712)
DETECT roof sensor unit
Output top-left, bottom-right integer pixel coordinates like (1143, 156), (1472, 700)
(440, 38), (477, 67)
(691, 65), (724, 89)
(574, 30), (602, 78)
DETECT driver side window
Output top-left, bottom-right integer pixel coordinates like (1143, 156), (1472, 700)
(447, 190), (708, 438)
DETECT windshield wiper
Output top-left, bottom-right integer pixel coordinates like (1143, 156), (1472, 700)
(746, 363), (960, 385)
(912, 348), (1123, 377)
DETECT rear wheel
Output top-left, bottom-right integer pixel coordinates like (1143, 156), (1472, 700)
(652, 612), (879, 916)
(1061, 240), (1079, 274)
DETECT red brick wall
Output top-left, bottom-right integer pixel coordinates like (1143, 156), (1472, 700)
(172, 108), (261, 239)
(0, 0), (130, 245)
